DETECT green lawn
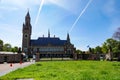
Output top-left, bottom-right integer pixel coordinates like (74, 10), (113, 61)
(0, 61), (120, 80)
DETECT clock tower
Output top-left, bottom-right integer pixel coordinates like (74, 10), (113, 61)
(22, 11), (32, 53)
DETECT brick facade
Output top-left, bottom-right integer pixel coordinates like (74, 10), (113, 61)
(0, 53), (22, 63)
(22, 11), (76, 60)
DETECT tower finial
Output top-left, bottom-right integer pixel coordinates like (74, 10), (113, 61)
(26, 10), (30, 17)
(27, 8), (29, 12)
(25, 8), (30, 18)
(48, 29), (50, 38)
(67, 33), (70, 43)
(25, 9), (31, 24)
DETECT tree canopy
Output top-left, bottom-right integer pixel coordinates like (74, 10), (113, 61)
(84, 38), (120, 55)
(0, 39), (19, 52)
(0, 39), (3, 51)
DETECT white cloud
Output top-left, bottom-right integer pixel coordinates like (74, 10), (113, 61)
(0, 23), (22, 47)
(0, 0), (82, 14)
(2, 0), (40, 6)
(0, 6), (18, 11)
(1, 0), (40, 9)
(0, 24), (20, 33)
(44, 0), (82, 14)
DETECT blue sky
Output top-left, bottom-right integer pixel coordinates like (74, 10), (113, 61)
(0, 0), (120, 51)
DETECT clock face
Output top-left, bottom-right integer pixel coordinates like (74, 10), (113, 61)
(24, 34), (28, 38)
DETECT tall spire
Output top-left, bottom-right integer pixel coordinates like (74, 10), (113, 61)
(23, 10), (32, 35)
(48, 29), (50, 38)
(26, 10), (30, 18)
(25, 10), (31, 24)
(67, 33), (70, 43)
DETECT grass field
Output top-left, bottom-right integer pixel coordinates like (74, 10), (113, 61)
(0, 61), (120, 80)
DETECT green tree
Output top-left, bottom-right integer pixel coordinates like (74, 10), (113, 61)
(112, 27), (120, 56)
(112, 41), (120, 53)
(106, 38), (117, 48)
(76, 49), (82, 54)
(11, 46), (18, 52)
(0, 39), (3, 51)
(3, 43), (12, 52)
(104, 38), (119, 53)
(101, 42), (108, 54)
(94, 46), (102, 54)
(101, 38), (120, 58)
(88, 47), (95, 54)
(91, 48), (95, 54)
(86, 47), (95, 54)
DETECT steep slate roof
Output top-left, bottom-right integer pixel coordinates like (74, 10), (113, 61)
(30, 37), (67, 46)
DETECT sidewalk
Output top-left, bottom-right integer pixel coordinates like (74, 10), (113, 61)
(0, 62), (34, 77)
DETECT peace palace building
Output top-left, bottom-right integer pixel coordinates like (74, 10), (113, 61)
(22, 11), (76, 55)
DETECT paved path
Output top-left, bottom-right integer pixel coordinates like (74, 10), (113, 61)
(0, 62), (34, 77)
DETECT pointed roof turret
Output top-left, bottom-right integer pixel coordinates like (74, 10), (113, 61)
(26, 10), (30, 18)
(48, 29), (50, 38)
(67, 33), (70, 43)
(25, 10), (31, 24)
(23, 10), (32, 35)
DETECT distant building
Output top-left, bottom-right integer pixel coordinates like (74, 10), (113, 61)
(22, 11), (76, 55)
(0, 52), (22, 63)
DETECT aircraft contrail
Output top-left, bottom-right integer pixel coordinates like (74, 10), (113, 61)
(34, 0), (44, 28)
(69, 0), (93, 33)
